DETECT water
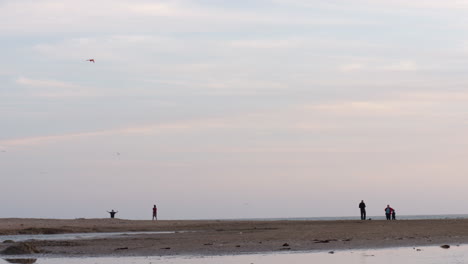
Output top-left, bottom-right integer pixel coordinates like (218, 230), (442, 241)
(226, 214), (468, 221)
(1, 245), (467, 264)
(0, 231), (177, 243)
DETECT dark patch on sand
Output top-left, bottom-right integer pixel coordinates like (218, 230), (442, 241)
(2, 243), (41, 255)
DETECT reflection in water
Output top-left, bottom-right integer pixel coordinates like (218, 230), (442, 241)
(1, 245), (468, 264)
(4, 259), (37, 264)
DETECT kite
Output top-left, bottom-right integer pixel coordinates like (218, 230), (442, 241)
(86, 59), (95, 63)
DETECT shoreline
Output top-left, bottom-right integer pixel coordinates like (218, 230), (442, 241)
(2, 245), (460, 259)
(0, 218), (467, 257)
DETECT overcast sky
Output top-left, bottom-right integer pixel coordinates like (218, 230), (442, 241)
(2, 0), (468, 219)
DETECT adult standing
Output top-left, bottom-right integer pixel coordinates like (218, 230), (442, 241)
(384, 205), (393, 220)
(152, 205), (157, 220)
(359, 200), (366, 220)
(107, 209), (118, 219)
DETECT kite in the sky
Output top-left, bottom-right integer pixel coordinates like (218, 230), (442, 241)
(86, 59), (95, 63)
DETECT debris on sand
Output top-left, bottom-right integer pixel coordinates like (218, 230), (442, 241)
(2, 243), (41, 255)
(314, 239), (337, 243)
(115, 247), (128, 250)
(441, 245), (450, 249)
(282, 243), (289, 247)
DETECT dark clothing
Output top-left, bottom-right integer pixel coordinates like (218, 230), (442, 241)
(359, 202), (366, 220)
(360, 209), (366, 220)
(384, 207), (393, 220)
(359, 202), (366, 209)
(152, 207), (157, 220)
(392, 211), (396, 220)
(108, 211), (117, 218)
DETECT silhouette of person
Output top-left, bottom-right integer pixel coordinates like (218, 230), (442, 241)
(392, 209), (396, 220)
(107, 209), (118, 218)
(384, 205), (393, 220)
(359, 200), (366, 220)
(152, 205), (157, 220)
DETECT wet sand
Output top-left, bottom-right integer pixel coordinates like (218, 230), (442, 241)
(0, 218), (467, 256)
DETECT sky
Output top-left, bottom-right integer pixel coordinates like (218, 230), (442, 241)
(2, 0), (468, 220)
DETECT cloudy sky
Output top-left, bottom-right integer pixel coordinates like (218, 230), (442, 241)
(2, 0), (468, 219)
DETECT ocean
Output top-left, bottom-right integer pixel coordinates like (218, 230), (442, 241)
(224, 214), (468, 221)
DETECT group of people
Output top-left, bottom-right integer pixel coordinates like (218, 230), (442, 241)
(359, 200), (397, 220)
(107, 202), (399, 221)
(107, 205), (158, 220)
(385, 205), (396, 220)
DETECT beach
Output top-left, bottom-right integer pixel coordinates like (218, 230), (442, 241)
(0, 218), (467, 256)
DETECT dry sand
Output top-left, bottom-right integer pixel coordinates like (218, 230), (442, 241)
(0, 218), (467, 256)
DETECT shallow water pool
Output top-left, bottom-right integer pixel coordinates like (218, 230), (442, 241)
(0, 231), (177, 243)
(1, 245), (467, 264)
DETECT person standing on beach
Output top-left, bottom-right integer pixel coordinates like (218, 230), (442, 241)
(384, 205), (393, 220)
(359, 200), (366, 220)
(107, 209), (118, 218)
(392, 209), (396, 220)
(152, 205), (157, 220)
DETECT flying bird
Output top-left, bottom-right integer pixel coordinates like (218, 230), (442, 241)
(86, 59), (95, 63)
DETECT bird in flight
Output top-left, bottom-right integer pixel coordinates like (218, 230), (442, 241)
(86, 59), (95, 63)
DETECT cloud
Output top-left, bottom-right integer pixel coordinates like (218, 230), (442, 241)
(338, 60), (419, 73)
(305, 96), (445, 117)
(15, 77), (98, 97)
(0, 0), (374, 36)
(123, 2), (184, 16)
(0, 1), (180, 35)
(360, 0), (468, 9)
(31, 35), (187, 63)
(308, 100), (419, 116)
(0, 69), (15, 76)
(381, 60), (418, 72)
(3, 89), (468, 159)
(339, 63), (364, 72)
(405, 91), (468, 101)
(0, 103), (338, 148)
(0, 117), (234, 147)
(302, 90), (468, 118)
(270, 0), (468, 10)
(17, 77), (79, 89)
(230, 39), (300, 49)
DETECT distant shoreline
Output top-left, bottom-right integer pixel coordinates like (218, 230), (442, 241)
(1, 218), (468, 256)
(217, 213), (468, 221)
(3, 213), (468, 222)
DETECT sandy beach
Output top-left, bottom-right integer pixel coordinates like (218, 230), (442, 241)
(0, 218), (467, 256)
